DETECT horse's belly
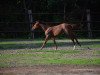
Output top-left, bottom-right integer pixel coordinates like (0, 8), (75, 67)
(53, 29), (62, 36)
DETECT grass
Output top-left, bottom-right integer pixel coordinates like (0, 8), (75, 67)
(0, 49), (100, 68)
(0, 50), (81, 67)
(0, 39), (100, 68)
(0, 39), (100, 49)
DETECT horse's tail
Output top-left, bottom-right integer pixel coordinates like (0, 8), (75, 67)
(71, 24), (83, 30)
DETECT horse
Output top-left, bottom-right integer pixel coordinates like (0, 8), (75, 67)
(31, 21), (81, 50)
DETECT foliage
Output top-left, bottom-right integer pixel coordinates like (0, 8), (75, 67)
(0, 0), (100, 38)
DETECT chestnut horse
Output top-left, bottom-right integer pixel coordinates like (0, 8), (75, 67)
(31, 21), (81, 50)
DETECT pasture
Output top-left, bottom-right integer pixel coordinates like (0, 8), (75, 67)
(0, 39), (100, 74)
(0, 39), (100, 67)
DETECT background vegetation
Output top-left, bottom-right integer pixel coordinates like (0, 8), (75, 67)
(0, 0), (100, 38)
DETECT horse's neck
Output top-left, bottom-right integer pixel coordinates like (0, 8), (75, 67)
(40, 24), (49, 31)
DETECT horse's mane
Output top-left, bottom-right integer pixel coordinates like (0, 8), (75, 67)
(36, 20), (46, 25)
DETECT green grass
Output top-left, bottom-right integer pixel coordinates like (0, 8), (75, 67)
(95, 50), (100, 54)
(0, 39), (100, 68)
(0, 49), (100, 68)
(0, 50), (81, 66)
(0, 39), (100, 49)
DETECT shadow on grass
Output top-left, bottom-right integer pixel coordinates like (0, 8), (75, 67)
(0, 39), (100, 50)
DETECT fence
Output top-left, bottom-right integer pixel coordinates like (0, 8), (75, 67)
(0, 10), (100, 39)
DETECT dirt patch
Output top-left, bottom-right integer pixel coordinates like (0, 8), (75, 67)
(0, 65), (100, 74)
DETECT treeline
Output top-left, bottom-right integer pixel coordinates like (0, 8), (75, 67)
(0, 0), (100, 38)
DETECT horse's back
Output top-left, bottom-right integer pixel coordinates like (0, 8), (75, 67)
(61, 23), (73, 30)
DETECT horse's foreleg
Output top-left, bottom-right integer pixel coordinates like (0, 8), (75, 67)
(40, 36), (49, 50)
(52, 38), (57, 50)
(71, 38), (76, 50)
(69, 34), (76, 50)
(64, 29), (76, 50)
(75, 38), (81, 47)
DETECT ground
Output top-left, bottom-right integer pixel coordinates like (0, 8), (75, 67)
(0, 65), (100, 75)
(0, 39), (100, 75)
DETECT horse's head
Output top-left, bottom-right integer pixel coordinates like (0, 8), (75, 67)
(31, 21), (41, 32)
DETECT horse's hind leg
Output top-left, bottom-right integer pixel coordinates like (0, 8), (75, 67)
(52, 37), (57, 50)
(70, 38), (76, 50)
(40, 35), (49, 50)
(69, 31), (81, 49)
(75, 38), (91, 50)
(75, 38), (81, 47)
(64, 29), (76, 50)
(68, 34), (76, 50)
